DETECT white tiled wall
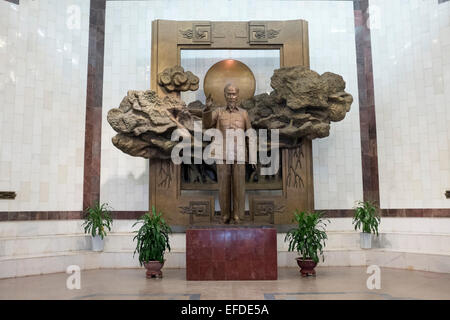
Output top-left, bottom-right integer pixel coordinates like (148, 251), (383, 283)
(0, 0), (90, 211)
(371, 0), (450, 208)
(101, 0), (363, 210)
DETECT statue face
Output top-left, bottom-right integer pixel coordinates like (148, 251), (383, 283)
(224, 86), (239, 108)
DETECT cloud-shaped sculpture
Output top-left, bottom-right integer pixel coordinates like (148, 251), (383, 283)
(157, 66), (200, 92)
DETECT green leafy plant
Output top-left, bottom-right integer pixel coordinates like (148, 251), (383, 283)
(285, 210), (329, 263)
(133, 206), (172, 265)
(82, 202), (113, 239)
(352, 200), (381, 235)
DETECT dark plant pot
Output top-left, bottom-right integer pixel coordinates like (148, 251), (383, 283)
(296, 258), (317, 277)
(144, 260), (164, 278)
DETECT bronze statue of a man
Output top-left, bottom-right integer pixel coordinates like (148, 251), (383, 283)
(202, 84), (252, 224)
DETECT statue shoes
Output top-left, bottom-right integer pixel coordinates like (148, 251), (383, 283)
(222, 214), (231, 224)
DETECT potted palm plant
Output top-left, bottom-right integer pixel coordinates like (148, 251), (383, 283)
(82, 202), (113, 252)
(285, 210), (329, 277)
(133, 206), (172, 278)
(352, 200), (381, 249)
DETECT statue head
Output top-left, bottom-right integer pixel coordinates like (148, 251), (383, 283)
(224, 83), (239, 109)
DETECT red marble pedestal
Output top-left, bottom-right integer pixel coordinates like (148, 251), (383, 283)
(186, 228), (277, 280)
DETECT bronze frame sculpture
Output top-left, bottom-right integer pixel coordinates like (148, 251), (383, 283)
(150, 19), (313, 226)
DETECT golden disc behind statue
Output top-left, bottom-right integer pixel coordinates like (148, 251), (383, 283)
(203, 59), (256, 107)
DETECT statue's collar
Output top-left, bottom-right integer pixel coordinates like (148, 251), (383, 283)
(225, 105), (239, 112)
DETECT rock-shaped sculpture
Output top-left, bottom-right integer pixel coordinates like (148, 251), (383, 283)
(157, 66), (200, 92)
(107, 90), (198, 159)
(271, 66), (329, 110)
(107, 66), (353, 159)
(241, 66), (353, 144)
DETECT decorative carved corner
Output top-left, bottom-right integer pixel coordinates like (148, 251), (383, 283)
(266, 29), (280, 39)
(0, 192), (16, 200)
(248, 22), (280, 43)
(253, 200), (284, 216)
(180, 29), (194, 39)
(179, 200), (211, 216)
(249, 196), (285, 224)
(180, 23), (212, 43)
(179, 198), (215, 224)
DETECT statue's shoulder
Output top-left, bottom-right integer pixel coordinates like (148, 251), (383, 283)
(237, 106), (248, 115)
(205, 106), (224, 116)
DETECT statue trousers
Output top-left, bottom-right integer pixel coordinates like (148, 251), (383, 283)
(216, 163), (245, 219)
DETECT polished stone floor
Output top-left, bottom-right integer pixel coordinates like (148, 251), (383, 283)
(0, 267), (449, 300)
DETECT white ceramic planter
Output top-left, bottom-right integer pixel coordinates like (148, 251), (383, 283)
(360, 232), (372, 249)
(92, 235), (104, 252)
